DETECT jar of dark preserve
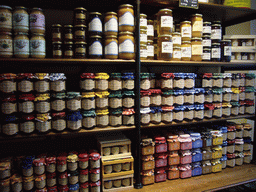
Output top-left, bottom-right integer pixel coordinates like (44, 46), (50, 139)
(88, 35), (102, 59)
(203, 48), (211, 61)
(221, 40), (231, 62)
(88, 12), (102, 36)
(203, 22), (211, 36)
(64, 42), (73, 58)
(74, 7), (87, 25)
(75, 42), (86, 58)
(74, 25), (86, 42)
(211, 24), (222, 43)
(52, 41), (62, 58)
(211, 43), (221, 61)
(52, 24), (62, 42)
(64, 25), (73, 42)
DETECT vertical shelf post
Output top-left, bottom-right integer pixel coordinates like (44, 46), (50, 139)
(134, 0), (143, 189)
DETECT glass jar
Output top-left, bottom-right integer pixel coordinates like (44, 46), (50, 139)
(191, 37), (202, 61)
(19, 114), (35, 134)
(0, 161), (11, 180)
(82, 110), (96, 130)
(80, 73), (95, 92)
(161, 106), (174, 123)
(122, 72), (134, 90)
(221, 40), (231, 62)
(34, 73), (49, 93)
(184, 73), (196, 89)
(202, 147), (212, 161)
(88, 35), (102, 58)
(52, 24), (61, 41)
(212, 88), (223, 102)
(74, 24), (86, 42)
(63, 41), (73, 58)
(0, 32), (13, 58)
(202, 35), (211, 48)
(50, 73), (66, 92)
(231, 101), (240, 115)
(167, 134), (180, 151)
(141, 170), (154, 185)
(211, 24), (221, 43)
(121, 91), (134, 108)
(66, 92), (81, 111)
(88, 12), (102, 36)
(191, 14), (203, 38)
(104, 35), (118, 59)
(172, 32), (181, 47)
(146, 40), (154, 60)
(140, 107), (151, 125)
(181, 41), (191, 61)
(109, 108), (122, 127)
(118, 4), (134, 32)
(34, 93), (50, 113)
(23, 176), (34, 191)
(179, 164), (192, 179)
(142, 155), (155, 170)
(52, 41), (62, 58)
(173, 89), (184, 105)
(79, 170), (89, 184)
(95, 91), (109, 109)
(35, 113), (51, 133)
(171, 46), (181, 61)
(211, 43), (221, 61)
(30, 33), (45, 58)
(58, 172), (68, 186)
(118, 31), (135, 60)
(81, 92), (95, 111)
(194, 88), (205, 104)
(212, 103), (222, 118)
(202, 160), (212, 175)
(51, 92), (66, 112)
(13, 6), (29, 33)
(109, 91), (122, 109)
(89, 152), (101, 169)
(173, 105), (185, 122)
(141, 138), (155, 156)
(0, 5), (12, 32)
(67, 154), (78, 172)
(180, 21), (192, 41)
(157, 34), (173, 60)
(147, 19), (154, 41)
(10, 174), (22, 192)
(140, 13), (147, 30)
(1, 94), (17, 115)
(202, 73), (213, 88)
(74, 41), (86, 58)
(1, 115), (19, 136)
(67, 111), (83, 131)
(184, 105), (194, 121)
(155, 153), (168, 168)
(203, 22), (211, 36)
(14, 32), (29, 58)
(194, 104), (204, 120)
(74, 7), (87, 25)
(45, 156), (56, 173)
(103, 12), (118, 37)
(157, 9), (173, 35)
(150, 107), (162, 124)
(245, 73), (256, 87)
(122, 108), (135, 126)
(30, 8), (45, 34)
(184, 89), (195, 105)
(64, 25), (73, 42)
(95, 73), (109, 91)
(154, 136), (167, 154)
(51, 112), (66, 132)
(33, 158), (45, 175)
(96, 109), (109, 127)
(212, 73), (223, 88)
(57, 156), (67, 173)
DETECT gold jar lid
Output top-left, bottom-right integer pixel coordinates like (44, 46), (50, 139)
(159, 8), (172, 12)
(32, 33), (45, 36)
(191, 37), (202, 41)
(181, 21), (191, 24)
(191, 13), (203, 17)
(89, 12), (102, 16)
(119, 4), (133, 9)
(119, 31), (133, 36)
(52, 24), (62, 27)
(75, 41), (87, 45)
(64, 25), (73, 28)
(90, 35), (102, 39)
(64, 41), (73, 44)
(105, 12), (117, 16)
(140, 13), (147, 17)
(182, 41), (191, 44)
(105, 35), (117, 38)
(52, 41), (62, 44)
(74, 7), (87, 11)
(15, 6), (27, 10)
(172, 32), (181, 35)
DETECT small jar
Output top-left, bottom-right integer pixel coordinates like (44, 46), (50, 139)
(64, 25), (73, 42)
(222, 103), (232, 117)
(192, 149), (203, 163)
(89, 152), (101, 169)
(227, 124), (236, 140)
(223, 88), (232, 102)
(34, 93), (51, 113)
(69, 170), (79, 185)
(239, 87), (245, 101)
(33, 158), (45, 175)
(157, 9), (173, 35)
(119, 31), (135, 59)
(212, 103), (222, 118)
(203, 22), (211, 35)
(52, 24), (61, 41)
(155, 167), (167, 182)
(172, 32), (181, 47)
(212, 73), (223, 88)
(154, 137), (167, 154)
(190, 133), (203, 149)
(109, 108), (122, 127)
(80, 73), (95, 91)
(74, 24), (86, 42)
(34, 73), (50, 93)
(212, 88), (223, 102)
(243, 138), (252, 151)
(16, 73), (34, 93)
(245, 87), (255, 101)
(66, 112), (83, 131)
(211, 159), (222, 173)
(140, 73), (150, 90)
(202, 160), (212, 175)
(168, 166), (179, 180)
(140, 13), (147, 30)
(227, 153), (236, 168)
(178, 134), (192, 150)
(89, 35), (103, 58)
(184, 89), (195, 105)
(22, 156), (34, 177)
(202, 35), (211, 48)
(157, 34), (173, 60)
(155, 153), (168, 168)
(202, 73), (213, 88)
(23, 176), (34, 191)
(1, 115), (19, 136)
(63, 41), (73, 58)
(104, 35), (118, 59)
(51, 93), (66, 112)
(66, 92), (81, 111)
(0, 32), (13, 58)
(49, 73), (66, 92)
(122, 72), (134, 90)
(118, 4), (134, 32)
(173, 89), (184, 106)
(74, 7), (87, 25)
(10, 174), (22, 192)
(147, 20), (154, 41)
(149, 107), (161, 124)
(0, 74), (16, 94)
(173, 105), (185, 122)
(191, 14), (203, 38)
(95, 91), (109, 108)
(35, 174), (46, 189)
(45, 156), (56, 173)
(74, 41), (86, 58)
(184, 105), (194, 121)
(221, 40), (232, 62)
(58, 185), (69, 192)
(67, 154), (78, 171)
(78, 153), (89, 169)
(108, 73), (122, 91)
(202, 147), (212, 160)
(201, 132), (213, 148)
(161, 106), (174, 123)
(194, 104), (204, 120)
(30, 8), (45, 34)
(141, 138), (155, 156)
(122, 108), (135, 126)
(0, 5), (12, 32)
(211, 24), (222, 43)
(122, 91), (135, 108)
(243, 123), (252, 138)
(52, 41), (62, 58)
(181, 41), (191, 61)
(82, 110), (96, 129)
(211, 146), (222, 159)
(168, 151), (180, 166)
(141, 170), (154, 185)
(142, 155), (155, 170)
(211, 43), (221, 61)
(57, 156), (67, 173)
(235, 139), (244, 152)
(46, 172), (56, 187)
(95, 73), (109, 91)
(140, 107), (151, 125)
(180, 21), (191, 41)
(204, 103), (214, 119)
(79, 170), (89, 183)
(1, 94), (17, 115)
(179, 164), (192, 179)
(20, 114), (35, 134)
(150, 89), (162, 106)
(58, 172), (68, 186)
(81, 92), (95, 111)
(14, 32), (29, 58)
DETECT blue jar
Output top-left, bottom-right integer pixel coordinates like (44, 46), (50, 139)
(173, 105), (185, 122)
(194, 88), (205, 104)
(220, 155), (227, 169)
(184, 89), (195, 105)
(184, 73), (197, 89)
(173, 89), (184, 105)
(191, 162), (202, 177)
(204, 88), (213, 103)
(184, 105), (195, 121)
(191, 133), (203, 149)
(192, 148), (203, 162)
(173, 73), (185, 89)
(194, 104), (204, 120)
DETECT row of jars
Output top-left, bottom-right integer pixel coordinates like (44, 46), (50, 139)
(0, 151), (101, 192)
(0, 6), (45, 34)
(0, 32), (46, 58)
(232, 52), (255, 61)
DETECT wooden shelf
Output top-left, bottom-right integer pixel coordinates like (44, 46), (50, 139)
(127, 164), (256, 192)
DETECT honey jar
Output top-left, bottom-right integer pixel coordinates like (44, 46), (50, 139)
(180, 21), (191, 41)
(104, 12), (118, 36)
(157, 34), (173, 60)
(157, 8), (173, 35)
(118, 4), (134, 32)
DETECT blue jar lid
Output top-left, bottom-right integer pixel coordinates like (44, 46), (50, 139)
(194, 104), (204, 110)
(184, 105), (195, 110)
(174, 73), (185, 78)
(243, 137), (252, 143)
(173, 89), (184, 95)
(220, 155), (227, 161)
(150, 107), (162, 113)
(195, 88), (205, 94)
(67, 112), (83, 121)
(185, 73), (197, 79)
(184, 89), (195, 94)
(69, 183), (79, 191)
(204, 88), (213, 94)
(220, 126), (228, 133)
(174, 105), (185, 111)
(222, 141), (228, 146)
(3, 115), (18, 122)
(122, 72), (134, 79)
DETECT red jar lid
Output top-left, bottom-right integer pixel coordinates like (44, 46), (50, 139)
(58, 172), (68, 179)
(140, 90), (151, 96)
(227, 126), (236, 131)
(80, 73), (95, 79)
(150, 89), (162, 94)
(90, 181), (101, 187)
(80, 169), (89, 175)
(46, 172), (56, 179)
(202, 73), (212, 78)
(58, 185), (69, 191)
(204, 103), (215, 110)
(48, 186), (58, 192)
(21, 114), (35, 121)
(1, 95), (16, 102)
(155, 153), (168, 159)
(0, 73), (16, 80)
(89, 168), (100, 174)
(227, 153), (236, 159)
(19, 94), (35, 101)
(227, 139), (235, 144)
(17, 73), (34, 79)
(79, 153), (89, 161)
(161, 73), (174, 79)
(89, 152), (101, 161)
(35, 187), (47, 192)
(155, 136), (166, 141)
(57, 156), (67, 165)
(81, 182), (89, 188)
(45, 157), (56, 165)
(52, 112), (66, 118)
(155, 167), (166, 174)
(33, 158), (45, 166)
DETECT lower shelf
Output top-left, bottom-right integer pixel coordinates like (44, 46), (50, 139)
(127, 164), (256, 192)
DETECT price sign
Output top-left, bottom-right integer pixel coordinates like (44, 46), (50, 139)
(179, 0), (199, 9)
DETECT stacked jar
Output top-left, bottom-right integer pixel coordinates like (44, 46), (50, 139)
(89, 151), (101, 192)
(0, 6), (46, 58)
(141, 138), (155, 186)
(0, 157), (12, 192)
(243, 123), (253, 164)
(140, 13), (148, 60)
(190, 132), (203, 177)
(244, 73), (255, 115)
(0, 73), (19, 136)
(201, 130), (213, 175)
(33, 157), (47, 190)
(140, 73), (151, 125)
(219, 126), (228, 169)
(210, 130), (223, 172)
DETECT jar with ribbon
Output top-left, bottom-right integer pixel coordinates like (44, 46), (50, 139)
(202, 160), (212, 175)
(140, 73), (150, 90)
(140, 107), (151, 125)
(160, 73), (174, 90)
(178, 134), (192, 150)
(173, 105), (185, 122)
(35, 113), (51, 133)
(154, 136), (167, 154)
(57, 156), (67, 173)
(90, 168), (100, 182)
(35, 93), (51, 113)
(109, 91), (122, 109)
(34, 73), (50, 93)
(89, 152), (101, 169)
(67, 111), (82, 131)
(33, 158), (46, 175)
(212, 146), (222, 159)
(168, 151), (180, 166)
(173, 89), (184, 105)
(141, 169), (154, 185)
(58, 171), (68, 186)
(17, 73), (34, 93)
(80, 73), (95, 91)
(122, 108), (135, 126)
(223, 73), (232, 88)
(239, 86), (245, 101)
(78, 153), (89, 169)
(155, 167), (167, 183)
(96, 109), (109, 127)
(231, 87), (240, 102)
(194, 104), (204, 120)
(18, 94), (35, 114)
(235, 138), (244, 152)
(184, 105), (195, 121)
(191, 162), (202, 177)
(239, 100), (246, 114)
(122, 91), (135, 108)
(90, 180), (101, 192)
(0, 161), (11, 180)
(68, 170), (79, 185)
(150, 89), (162, 107)
(66, 92), (81, 112)
(46, 172), (56, 187)
(222, 102), (232, 117)
(201, 73), (212, 88)
(109, 73), (122, 91)
(212, 103), (222, 118)
(79, 169), (89, 183)
(245, 73), (256, 87)
(211, 159), (222, 172)
(1, 115), (19, 136)
(161, 106), (174, 124)
(19, 114), (35, 134)
(245, 100), (255, 114)
(212, 88), (223, 103)
(82, 110), (96, 129)
(190, 133), (203, 149)
(226, 153), (236, 167)
(141, 138), (155, 156)
(204, 103), (214, 119)
(122, 72), (134, 90)
(180, 150), (192, 164)
(51, 112), (66, 132)
(179, 164), (192, 179)
(95, 91), (109, 109)
(235, 152), (244, 166)
(204, 88), (213, 103)
(49, 73), (66, 92)
(245, 86), (255, 100)
(150, 107), (162, 124)
(194, 88), (205, 104)
(23, 175), (34, 191)
(223, 88), (232, 102)
(50, 92), (66, 112)
(168, 165), (179, 180)
(109, 108), (122, 127)
(0, 73), (17, 94)
(155, 153), (167, 168)
(58, 184), (69, 192)
(94, 73), (109, 91)
(1, 94), (17, 115)
(10, 174), (22, 192)
(35, 174), (46, 189)
(140, 90), (150, 108)
(162, 90), (174, 107)
(67, 154), (78, 171)
(81, 92), (95, 111)
(173, 73), (185, 89)
(227, 139), (235, 154)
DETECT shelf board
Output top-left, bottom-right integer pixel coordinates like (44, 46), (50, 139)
(142, 114), (255, 129)
(128, 164), (256, 192)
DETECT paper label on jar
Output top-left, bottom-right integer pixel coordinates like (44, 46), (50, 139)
(140, 18), (147, 27)
(76, 13), (85, 19)
(211, 48), (221, 58)
(147, 25), (154, 36)
(36, 102), (50, 113)
(151, 95), (161, 106)
(192, 44), (203, 55)
(76, 47), (85, 54)
(97, 115), (109, 126)
(30, 14), (45, 30)
(67, 99), (81, 111)
(173, 50), (181, 59)
(96, 97), (108, 108)
(173, 36), (181, 45)
(119, 39), (134, 53)
(35, 81), (49, 92)
(119, 12), (134, 26)
(162, 42), (173, 53)
(174, 111), (184, 121)
(161, 16), (173, 28)
(109, 80), (121, 91)
(51, 81), (65, 92)
(65, 50), (73, 57)
(181, 26), (191, 38)
(203, 52), (211, 60)
(83, 117), (96, 128)
(65, 33), (73, 40)
(195, 95), (204, 103)
(51, 100), (65, 111)
(211, 29), (221, 40)
(161, 79), (173, 89)
(174, 95), (184, 105)
(96, 79), (108, 90)
(224, 46), (231, 56)
(30, 39), (45, 56)
(202, 39), (211, 47)
(181, 47), (191, 58)
(110, 115), (122, 126)
(162, 95), (173, 106)
(80, 79), (95, 90)
(242, 55), (248, 60)
(110, 98), (122, 108)
(123, 97), (134, 108)
(52, 33), (61, 39)
(36, 121), (51, 132)
(122, 80), (134, 90)
(14, 39), (29, 55)
(82, 99), (95, 110)
(0, 80), (16, 93)
(105, 17), (118, 32)
(162, 112), (173, 122)
(140, 33), (147, 43)
(147, 45), (154, 57)
(68, 120), (82, 130)
(203, 26), (211, 34)
(141, 96), (150, 107)
(18, 80), (33, 93)
(185, 79), (195, 89)
(89, 41), (102, 56)
(2, 123), (19, 135)
(0, 39), (13, 56)
(20, 121), (35, 133)
(192, 20), (202, 31)
(105, 41), (118, 56)
(19, 101), (34, 113)
(140, 48), (148, 58)
(1, 102), (17, 114)
(53, 50), (62, 56)
(52, 119), (66, 131)
(13, 12), (29, 30)
(89, 17), (102, 32)
(141, 113), (150, 124)
(0, 12), (12, 28)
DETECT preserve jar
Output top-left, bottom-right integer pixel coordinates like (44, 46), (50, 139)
(20, 114), (35, 134)
(222, 140), (228, 155)
(82, 110), (96, 129)
(69, 170), (79, 185)
(179, 134), (192, 150)
(202, 73), (213, 88)
(232, 73), (241, 87)
(74, 41), (86, 58)
(66, 92), (81, 111)
(155, 167), (167, 182)
(22, 156), (34, 177)
(140, 107), (151, 125)
(203, 22), (211, 35)
(118, 4), (134, 32)
(171, 46), (181, 61)
(30, 8), (45, 34)
(235, 139), (244, 152)
(211, 159), (222, 173)
(52, 24), (61, 41)
(141, 170), (154, 185)
(212, 146), (222, 159)
(50, 73), (66, 92)
(245, 100), (255, 114)
(191, 162), (202, 177)
(202, 160), (212, 175)
(155, 153), (168, 168)
(78, 153), (89, 169)
(88, 35), (102, 58)
(51, 93), (66, 113)
(202, 35), (211, 48)
(244, 138), (252, 151)
(245, 73), (256, 87)
(190, 133), (203, 149)
(64, 25), (73, 42)
(180, 21), (191, 41)
(173, 89), (184, 105)
(150, 107), (162, 124)
(161, 106), (173, 123)
(1, 115), (19, 136)
(231, 88), (239, 102)
(140, 29), (147, 45)
(109, 108), (122, 127)
(191, 14), (203, 38)
(184, 73), (196, 89)
(154, 137), (167, 154)
(66, 111), (83, 131)
(80, 73), (95, 92)
(173, 105), (185, 122)
(147, 40), (154, 60)
(10, 174), (22, 192)
(95, 91), (109, 109)
(194, 104), (204, 120)
(141, 138), (155, 156)
(239, 87), (245, 101)
(14, 32), (29, 58)
(109, 73), (122, 91)
(119, 31), (135, 59)
(147, 19), (154, 41)
(157, 9), (173, 35)
(1, 94), (17, 115)
(0, 5), (12, 32)
(179, 164), (192, 179)
(63, 41), (73, 58)
(80, 169), (89, 183)
(150, 89), (162, 106)
(168, 151), (180, 166)
(35, 113), (51, 133)
(57, 156), (67, 173)
(74, 7), (87, 25)
(34, 73), (50, 93)
(202, 147), (212, 160)
(212, 88), (223, 102)
(192, 148), (202, 163)
(122, 108), (135, 125)
(211, 130), (223, 146)
(223, 88), (232, 102)
(211, 24), (221, 43)
(140, 13), (147, 30)
(212, 73), (223, 88)
(173, 73), (185, 89)
(231, 101), (240, 115)
(122, 72), (134, 90)
(33, 158), (45, 175)
(157, 34), (173, 60)
(104, 12), (118, 36)
(168, 165), (179, 180)
(172, 32), (181, 47)
(74, 24), (86, 42)
(162, 90), (174, 107)
(34, 93), (51, 113)
(13, 6), (29, 33)
(183, 105), (194, 121)
(181, 41), (191, 61)
(0, 161), (11, 180)
(58, 171), (68, 186)
(67, 154), (78, 171)
(96, 109), (109, 127)
(226, 153), (236, 168)
(194, 88), (205, 104)
(17, 73), (34, 93)
(95, 72), (109, 91)
(222, 102), (232, 117)
(104, 35), (118, 59)
(88, 12), (102, 36)
(35, 174), (46, 189)
(46, 172), (56, 187)
(201, 132), (213, 148)
(245, 87), (254, 100)
(212, 103), (222, 118)
(204, 88), (213, 103)
(0, 32), (13, 57)
(89, 152), (101, 169)
(45, 156), (56, 173)
(0, 73), (17, 94)
(243, 123), (252, 138)
(221, 40), (232, 62)
(23, 176), (34, 191)
(122, 91), (135, 108)
(52, 41), (62, 58)
(81, 92), (95, 110)
(211, 43), (221, 61)
(184, 89), (195, 104)
(191, 37), (202, 61)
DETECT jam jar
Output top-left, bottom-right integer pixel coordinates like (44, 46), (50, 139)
(67, 111), (83, 131)
(57, 156), (67, 173)
(75, 41), (86, 58)
(122, 72), (134, 90)
(64, 41), (73, 58)
(191, 37), (203, 61)
(58, 172), (68, 186)
(172, 32), (181, 47)
(109, 91), (122, 109)
(95, 91), (109, 109)
(0, 161), (11, 180)
(80, 73), (95, 91)
(52, 112), (66, 132)
(81, 92), (95, 111)
(89, 152), (101, 169)
(203, 47), (211, 61)
(154, 137), (167, 154)
(23, 176), (34, 191)
(64, 25), (73, 42)
(45, 156), (56, 173)
(66, 92), (81, 111)
(140, 107), (151, 125)
(184, 89), (195, 105)
(194, 88), (205, 104)
(155, 153), (168, 168)
(10, 174), (22, 192)
(157, 34), (173, 60)
(46, 172), (56, 188)
(191, 14), (203, 38)
(74, 24), (86, 42)
(52, 41), (62, 58)
(118, 4), (134, 33)
(1, 115), (19, 136)
(89, 35), (103, 58)
(82, 110), (96, 129)
(140, 13), (147, 30)
(141, 138), (155, 156)
(0, 32), (13, 58)
(203, 22), (211, 36)
(35, 113), (51, 133)
(180, 21), (191, 41)
(1, 94), (17, 115)
(20, 114), (35, 134)
(109, 73), (122, 91)
(104, 12), (118, 36)
(34, 93), (51, 113)
(104, 35), (118, 59)
(88, 12), (102, 36)
(202, 35), (211, 48)
(96, 109), (109, 127)
(221, 40), (231, 62)
(150, 107), (162, 124)
(14, 32), (29, 58)
(211, 24), (222, 43)
(109, 108), (122, 127)
(95, 72), (109, 91)
(74, 7), (87, 25)
(30, 8), (45, 34)
(179, 164), (192, 179)
(52, 24), (62, 41)
(90, 181), (101, 192)
(33, 158), (45, 175)
(34, 73), (50, 93)
(50, 73), (66, 92)
(17, 73), (34, 93)
(78, 153), (89, 169)
(211, 43), (221, 61)
(181, 41), (191, 61)
(51, 92), (66, 112)
(167, 134), (180, 151)
(80, 170), (89, 184)
(142, 155), (155, 171)
(67, 154), (78, 171)
(155, 167), (167, 183)
(118, 31), (135, 60)
(157, 9), (173, 35)
(194, 104), (204, 120)
(0, 5), (12, 32)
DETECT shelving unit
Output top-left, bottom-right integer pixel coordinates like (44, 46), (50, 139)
(1, 0), (256, 191)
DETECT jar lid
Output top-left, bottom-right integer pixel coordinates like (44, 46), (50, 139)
(173, 89), (184, 95)
(181, 21), (191, 24)
(81, 73), (95, 78)
(33, 158), (45, 166)
(122, 108), (135, 115)
(64, 41), (73, 44)
(184, 89), (195, 94)
(15, 6), (27, 10)
(49, 73), (66, 81)
(159, 34), (172, 38)
(212, 43), (220, 46)
(64, 25), (73, 28)
(90, 181), (101, 187)
(191, 13), (203, 17)
(172, 32), (181, 35)
(80, 169), (89, 175)
(105, 11), (117, 15)
(0, 5), (12, 10)
(14, 32), (28, 36)
(221, 40), (231, 43)
(179, 134), (190, 138)
(154, 136), (166, 141)
(74, 7), (87, 11)
(82, 110), (96, 117)
(66, 111), (83, 121)
(52, 24), (62, 27)
(58, 185), (69, 191)
(67, 154), (78, 162)
(52, 41), (62, 44)
(203, 21), (211, 24)
(140, 13), (147, 17)
(161, 73), (174, 79)
(31, 7), (43, 11)
(45, 157), (56, 164)
(159, 8), (172, 12)
(89, 12), (102, 15)
(89, 152), (101, 160)
(140, 107), (151, 114)
(82, 92), (95, 98)
(105, 35), (118, 39)
(212, 24), (221, 27)
(191, 37), (202, 41)
(74, 24), (87, 27)
(119, 31), (133, 36)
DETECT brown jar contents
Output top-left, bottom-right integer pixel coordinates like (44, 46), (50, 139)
(118, 4), (134, 32)
(118, 32), (135, 60)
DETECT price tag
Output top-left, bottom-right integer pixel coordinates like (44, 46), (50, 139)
(179, 0), (198, 9)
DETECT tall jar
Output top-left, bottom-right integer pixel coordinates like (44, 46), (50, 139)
(109, 73), (122, 91)
(104, 35), (118, 59)
(74, 7), (87, 25)
(30, 8), (45, 34)
(180, 21), (191, 41)
(0, 32), (13, 58)
(13, 6), (29, 33)
(191, 37), (203, 61)
(14, 32), (29, 58)
(118, 31), (135, 60)
(118, 4), (134, 32)
(211, 43), (221, 61)
(88, 12), (102, 36)
(157, 34), (173, 60)
(34, 93), (51, 114)
(167, 134), (180, 151)
(104, 12), (118, 36)
(191, 14), (203, 38)
(88, 35), (103, 59)
(64, 25), (73, 42)
(157, 9), (173, 35)
(0, 5), (12, 32)
(30, 33), (46, 58)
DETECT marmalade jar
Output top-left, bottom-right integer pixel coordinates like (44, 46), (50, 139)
(104, 12), (118, 36)
(191, 14), (203, 38)
(52, 24), (62, 41)
(180, 21), (191, 41)
(118, 31), (135, 60)
(118, 4), (134, 32)
(0, 32), (13, 58)
(157, 34), (173, 60)
(30, 8), (45, 34)
(181, 41), (191, 61)
(147, 19), (154, 41)
(64, 25), (73, 42)
(74, 7), (87, 25)
(157, 8), (173, 35)
(75, 41), (86, 58)
(104, 35), (118, 59)
(191, 37), (203, 61)
(140, 13), (147, 30)
(13, 6), (29, 33)
(88, 12), (102, 36)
